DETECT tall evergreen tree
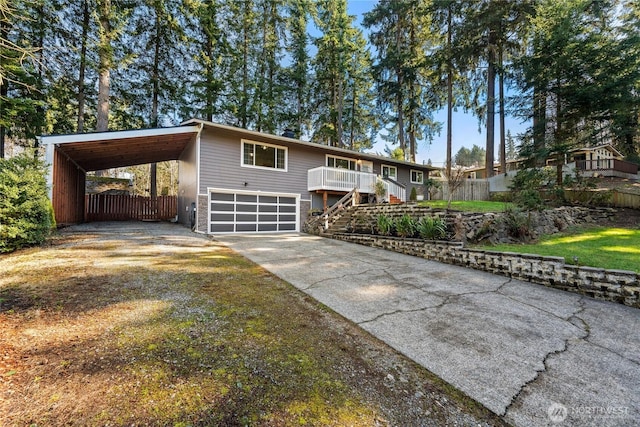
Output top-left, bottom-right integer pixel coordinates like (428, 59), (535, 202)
(253, 0), (286, 133)
(96, 0), (113, 132)
(281, 0), (311, 137)
(226, 0), (258, 128)
(0, 0), (46, 155)
(429, 0), (474, 178)
(607, 1), (640, 161)
(127, 0), (186, 128)
(184, 0), (229, 122)
(313, 0), (374, 149)
(505, 129), (517, 161)
(46, 0), (98, 135)
(124, 0), (188, 196)
(512, 0), (640, 181)
(454, 0), (532, 176)
(364, 0), (439, 161)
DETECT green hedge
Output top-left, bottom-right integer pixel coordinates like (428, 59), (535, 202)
(0, 153), (56, 253)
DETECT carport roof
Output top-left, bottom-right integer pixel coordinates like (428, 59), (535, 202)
(40, 125), (201, 171)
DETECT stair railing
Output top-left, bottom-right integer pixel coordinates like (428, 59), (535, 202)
(308, 188), (359, 232)
(378, 176), (406, 202)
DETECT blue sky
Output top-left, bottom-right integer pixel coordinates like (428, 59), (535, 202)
(345, 0), (531, 167)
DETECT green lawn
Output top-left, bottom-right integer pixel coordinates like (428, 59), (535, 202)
(487, 227), (640, 273)
(419, 200), (513, 212)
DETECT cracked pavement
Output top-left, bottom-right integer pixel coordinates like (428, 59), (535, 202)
(216, 233), (640, 427)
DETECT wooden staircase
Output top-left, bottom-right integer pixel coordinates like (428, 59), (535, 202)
(306, 188), (404, 235)
(389, 194), (402, 204)
(321, 207), (355, 235)
(306, 188), (359, 234)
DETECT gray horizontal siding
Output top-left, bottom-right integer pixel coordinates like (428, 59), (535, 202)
(198, 128), (320, 196)
(197, 127), (430, 200)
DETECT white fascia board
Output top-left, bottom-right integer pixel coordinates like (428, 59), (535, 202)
(40, 125), (201, 146)
(195, 125), (202, 196)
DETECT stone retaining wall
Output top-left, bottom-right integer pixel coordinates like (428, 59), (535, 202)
(330, 233), (639, 309)
(339, 204), (616, 244)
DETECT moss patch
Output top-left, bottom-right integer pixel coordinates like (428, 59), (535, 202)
(0, 226), (506, 426)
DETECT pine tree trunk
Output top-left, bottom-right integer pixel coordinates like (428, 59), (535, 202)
(499, 46), (506, 175)
(97, 0), (111, 133)
(395, 21), (405, 156)
(336, 78), (343, 147)
(33, 2), (45, 150)
(349, 85), (356, 150)
(77, 0), (89, 133)
(0, 19), (7, 158)
(95, 0), (111, 176)
(397, 83), (405, 156)
(205, 35), (214, 122)
(446, 6), (453, 180)
(485, 28), (496, 178)
(240, 1), (250, 129)
(150, 11), (161, 199)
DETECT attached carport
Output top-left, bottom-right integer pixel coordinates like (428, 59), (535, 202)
(41, 125), (201, 225)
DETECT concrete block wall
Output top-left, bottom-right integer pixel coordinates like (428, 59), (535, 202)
(330, 233), (640, 309)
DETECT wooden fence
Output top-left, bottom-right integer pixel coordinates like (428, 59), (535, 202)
(562, 190), (640, 209)
(85, 194), (178, 222)
(434, 180), (490, 201)
(610, 190), (640, 209)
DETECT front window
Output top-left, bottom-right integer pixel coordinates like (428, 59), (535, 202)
(242, 140), (287, 171)
(410, 170), (424, 184)
(327, 155), (356, 170)
(382, 165), (397, 180)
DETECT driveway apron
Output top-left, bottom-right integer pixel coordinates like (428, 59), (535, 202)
(216, 233), (640, 427)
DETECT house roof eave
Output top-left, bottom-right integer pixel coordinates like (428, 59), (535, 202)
(181, 118), (436, 172)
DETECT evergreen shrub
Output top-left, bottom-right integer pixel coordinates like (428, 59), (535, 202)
(0, 153), (55, 253)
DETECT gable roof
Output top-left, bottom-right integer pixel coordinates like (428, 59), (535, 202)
(182, 118), (436, 172)
(568, 144), (624, 158)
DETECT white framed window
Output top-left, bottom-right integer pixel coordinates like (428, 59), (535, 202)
(382, 165), (397, 180)
(360, 160), (374, 173)
(410, 169), (424, 184)
(242, 140), (287, 171)
(326, 155), (356, 170)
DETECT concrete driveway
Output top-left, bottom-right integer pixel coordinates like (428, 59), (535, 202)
(216, 233), (640, 427)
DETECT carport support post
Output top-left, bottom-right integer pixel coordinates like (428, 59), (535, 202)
(322, 191), (328, 212)
(150, 163), (157, 198)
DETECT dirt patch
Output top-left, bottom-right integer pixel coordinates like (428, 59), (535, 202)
(606, 207), (640, 228)
(0, 222), (507, 426)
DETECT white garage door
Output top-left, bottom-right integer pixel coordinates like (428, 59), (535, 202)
(208, 189), (299, 233)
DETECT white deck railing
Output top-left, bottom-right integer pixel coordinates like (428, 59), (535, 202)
(308, 167), (406, 202)
(379, 177), (406, 202)
(308, 167), (377, 193)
